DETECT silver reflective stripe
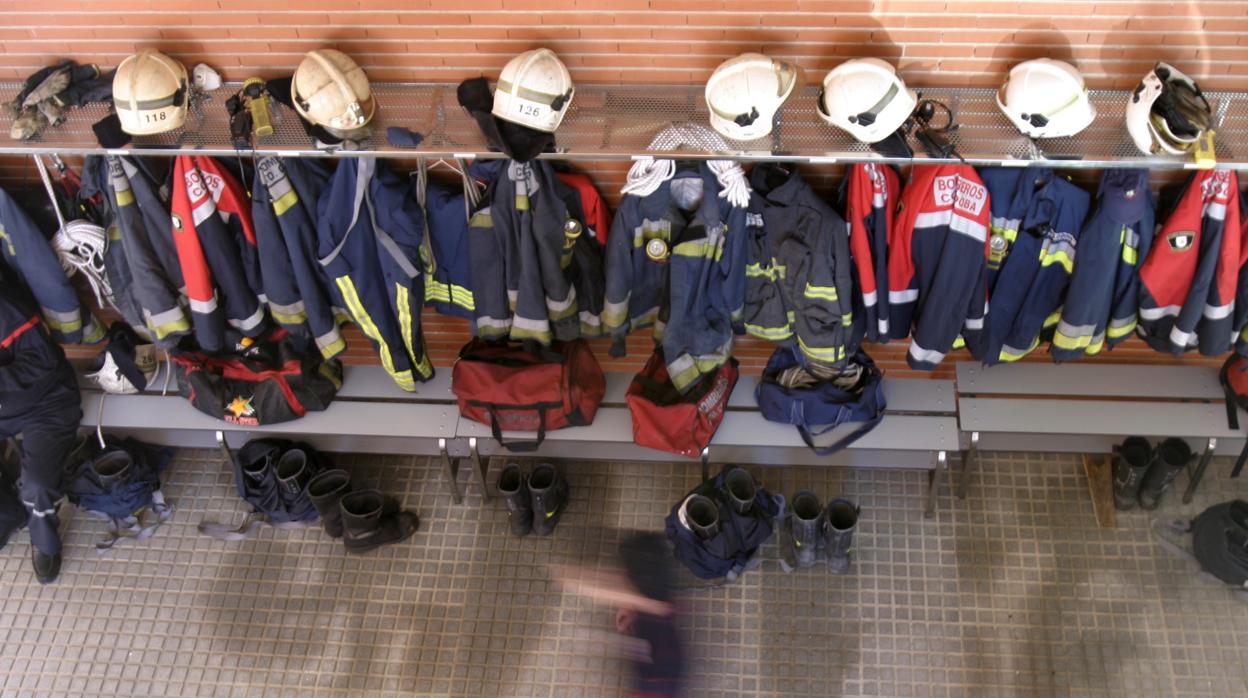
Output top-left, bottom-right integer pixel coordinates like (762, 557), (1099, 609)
(908, 342), (946, 366)
(667, 353), (696, 376)
(148, 305), (187, 327)
(1169, 325), (1198, 348)
(316, 329), (344, 351)
(1058, 320), (1097, 338)
(189, 293), (219, 314)
(1109, 315), (1136, 329)
(512, 315), (550, 332)
(23, 501), (56, 517)
(476, 316), (512, 330)
(1140, 304), (1182, 320)
(270, 300), (307, 317)
(228, 306), (266, 331)
(1207, 201), (1227, 221)
(889, 289), (918, 304)
(877, 319), (890, 336)
(1124, 228), (1140, 248)
(991, 216), (1021, 234)
(964, 316), (984, 331)
(913, 210), (951, 230)
(1204, 302), (1233, 320)
(318, 158), (374, 267)
(861, 290), (878, 307)
(579, 311), (601, 328)
(40, 306), (78, 324)
(546, 291), (576, 313)
(603, 298), (629, 320)
(872, 192), (886, 208)
(950, 213), (988, 243)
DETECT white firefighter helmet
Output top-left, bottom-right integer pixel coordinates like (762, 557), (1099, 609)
(995, 58), (1096, 139)
(492, 48), (575, 133)
(705, 53), (799, 141)
(291, 49), (375, 137)
(112, 49), (189, 135)
(1125, 62), (1213, 156)
(817, 58), (917, 144)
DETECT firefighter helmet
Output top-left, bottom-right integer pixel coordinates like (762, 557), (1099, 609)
(817, 58), (917, 144)
(705, 53), (799, 141)
(1126, 62), (1213, 156)
(996, 58), (1096, 139)
(291, 49), (375, 137)
(492, 48), (575, 133)
(113, 49), (189, 136)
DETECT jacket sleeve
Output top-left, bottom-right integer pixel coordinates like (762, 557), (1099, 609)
(251, 164), (307, 331)
(0, 188), (101, 344)
(602, 201), (635, 340)
(467, 197), (512, 341)
(742, 197), (791, 343)
(886, 177), (921, 343)
(1192, 172), (1238, 355)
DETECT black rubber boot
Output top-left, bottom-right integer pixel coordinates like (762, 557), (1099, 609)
(32, 548), (61, 584)
(497, 463), (533, 537)
(787, 491), (824, 569)
(276, 449), (312, 495)
(528, 463), (568, 537)
(825, 498), (859, 575)
(339, 489), (419, 554)
(92, 450), (133, 487)
(1138, 438), (1193, 511)
(239, 441), (281, 515)
(724, 467), (757, 515)
(307, 469), (351, 538)
(685, 494), (720, 540)
(1112, 437), (1153, 511)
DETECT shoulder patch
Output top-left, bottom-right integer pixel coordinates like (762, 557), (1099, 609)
(1166, 230), (1196, 252)
(933, 174), (987, 217)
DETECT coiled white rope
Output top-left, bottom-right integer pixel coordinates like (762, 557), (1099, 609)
(33, 154), (112, 307)
(623, 123), (752, 208)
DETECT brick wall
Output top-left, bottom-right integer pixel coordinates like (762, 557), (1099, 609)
(2, 0), (1240, 378)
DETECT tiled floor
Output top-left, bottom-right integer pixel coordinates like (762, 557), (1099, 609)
(1, 448), (1246, 697)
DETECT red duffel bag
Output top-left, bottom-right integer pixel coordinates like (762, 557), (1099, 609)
(626, 349), (738, 457)
(452, 338), (605, 451)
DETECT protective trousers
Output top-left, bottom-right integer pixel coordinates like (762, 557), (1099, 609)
(0, 382), (81, 555)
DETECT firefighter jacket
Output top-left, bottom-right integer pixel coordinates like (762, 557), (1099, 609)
(889, 164), (991, 370)
(0, 187), (102, 344)
(421, 179), (477, 320)
(0, 276), (76, 418)
(1138, 169), (1243, 355)
(556, 171), (612, 243)
(317, 158), (433, 391)
(253, 156), (346, 359)
(99, 155), (191, 347)
(748, 163), (855, 369)
(841, 163), (900, 344)
(604, 162), (749, 392)
(980, 168), (1091, 363)
(468, 159), (604, 344)
(1236, 190), (1248, 355)
(169, 155), (267, 353)
(1052, 169), (1155, 360)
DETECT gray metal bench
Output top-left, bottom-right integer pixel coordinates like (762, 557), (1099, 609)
(79, 364), (473, 502)
(456, 372), (960, 515)
(955, 362), (1247, 504)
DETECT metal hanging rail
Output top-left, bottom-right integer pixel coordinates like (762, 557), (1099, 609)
(2, 81), (1247, 170)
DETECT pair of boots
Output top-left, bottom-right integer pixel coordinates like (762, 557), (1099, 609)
(497, 463), (568, 537)
(1113, 437), (1194, 511)
(783, 492), (859, 575)
(305, 469), (419, 553)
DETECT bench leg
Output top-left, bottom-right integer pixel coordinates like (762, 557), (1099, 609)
(469, 437), (492, 501)
(1181, 437), (1217, 504)
(215, 430), (240, 472)
(925, 450), (948, 519)
(439, 438), (462, 505)
(957, 431), (980, 500)
(700, 447), (711, 483)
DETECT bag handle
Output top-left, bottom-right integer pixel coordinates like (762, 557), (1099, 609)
(794, 379), (887, 455)
(488, 406), (546, 452)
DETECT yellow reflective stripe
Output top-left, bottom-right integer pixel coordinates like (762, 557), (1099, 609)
(272, 189), (299, 216)
(151, 317), (190, 341)
(991, 226), (1018, 244)
(107, 224), (122, 241)
(450, 285), (474, 310)
(1052, 331), (1089, 350)
(1043, 309), (1061, 328)
(270, 309), (308, 325)
(1039, 249), (1074, 274)
(83, 318), (106, 344)
(744, 323), (793, 341)
(425, 282), (452, 303)
(998, 337), (1040, 362)
(796, 335), (845, 363)
(395, 283), (432, 379)
(745, 264), (779, 280)
(515, 194), (530, 211)
(336, 277), (413, 390)
(42, 313), (82, 334)
(320, 336), (347, 360)
(510, 325), (552, 343)
(803, 282), (839, 302)
(672, 240), (723, 261)
(470, 211), (493, 228)
(115, 189), (134, 207)
(1086, 338), (1105, 355)
(318, 362), (344, 390)
(952, 336), (966, 350)
(1122, 245), (1137, 265)
(1107, 321), (1136, 339)
(669, 362), (703, 393)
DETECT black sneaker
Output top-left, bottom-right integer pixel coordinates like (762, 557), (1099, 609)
(32, 549), (61, 585)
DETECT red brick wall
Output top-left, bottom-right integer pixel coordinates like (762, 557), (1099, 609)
(0, 0), (1244, 88)
(2, 1), (1240, 378)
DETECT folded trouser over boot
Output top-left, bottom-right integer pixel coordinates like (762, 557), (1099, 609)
(781, 491), (824, 572)
(1113, 437), (1153, 511)
(528, 463), (568, 537)
(307, 469), (350, 538)
(497, 463), (533, 537)
(340, 489), (419, 554)
(1139, 438), (1192, 511)
(824, 498), (859, 575)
